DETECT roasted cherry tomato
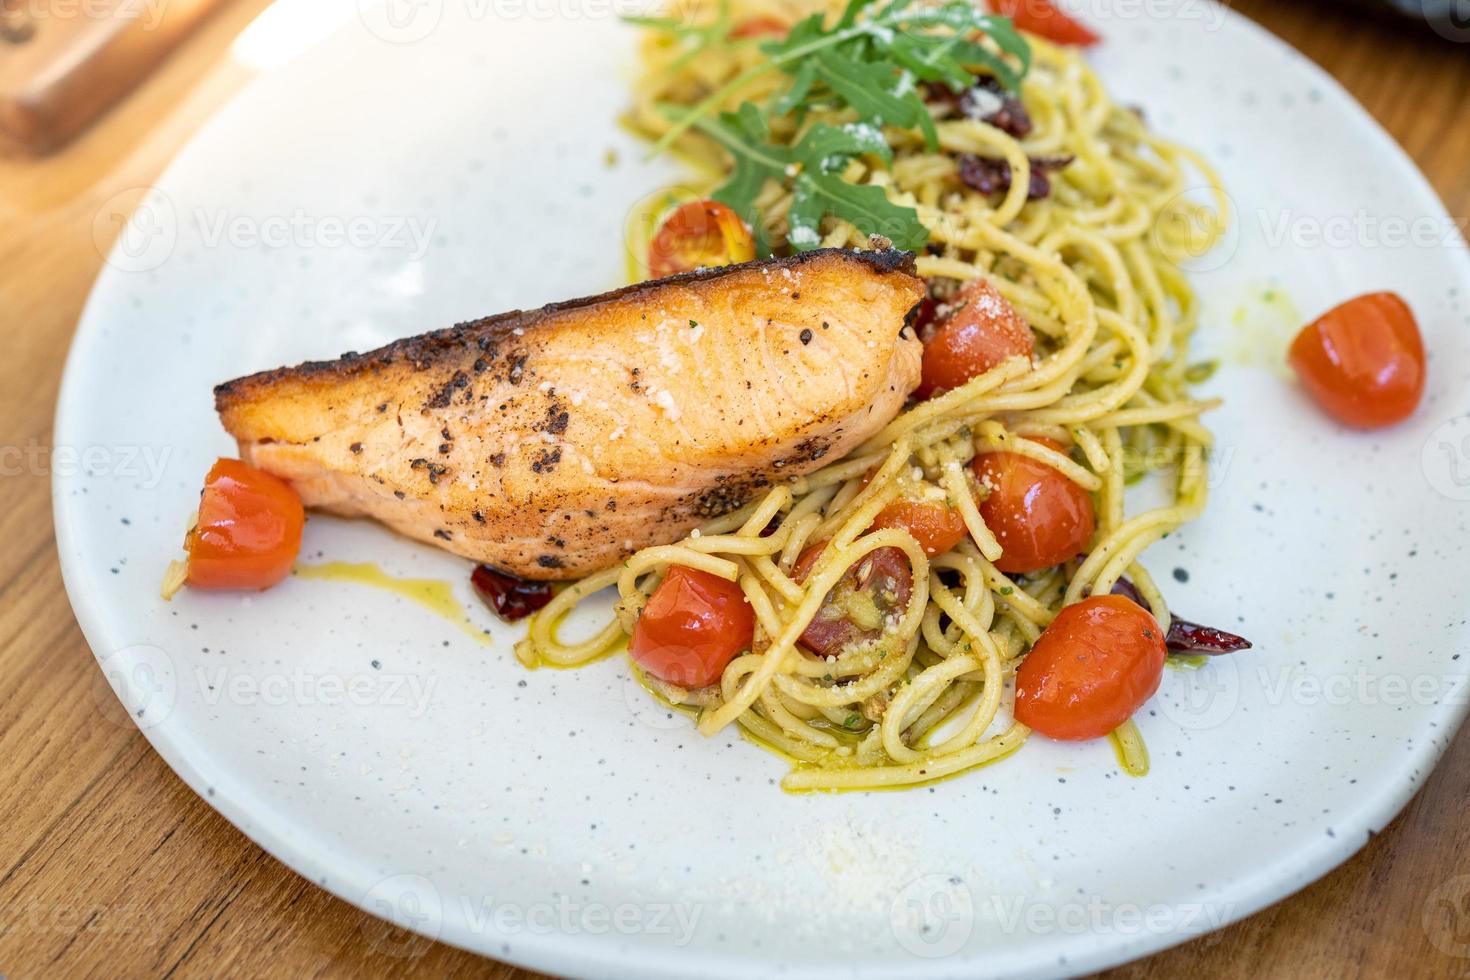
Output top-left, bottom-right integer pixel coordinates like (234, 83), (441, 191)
(182, 458), (305, 592)
(1014, 594), (1167, 740)
(731, 16), (789, 38)
(647, 199), (756, 280)
(792, 542), (914, 658)
(630, 565), (753, 688)
(1288, 291), (1425, 429)
(971, 438), (1094, 574)
(989, 0), (1101, 46)
(917, 278), (1035, 398)
(870, 498), (968, 557)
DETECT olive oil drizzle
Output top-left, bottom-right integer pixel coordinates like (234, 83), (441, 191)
(293, 562), (491, 646)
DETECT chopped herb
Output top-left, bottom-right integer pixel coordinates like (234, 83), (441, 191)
(689, 319), (700, 328)
(999, 586), (1013, 595)
(1184, 359), (1220, 384)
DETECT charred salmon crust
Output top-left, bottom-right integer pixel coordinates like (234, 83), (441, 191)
(215, 248), (926, 579)
(214, 249), (920, 406)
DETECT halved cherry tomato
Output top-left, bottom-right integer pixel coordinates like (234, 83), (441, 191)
(647, 200), (756, 280)
(182, 458), (305, 592)
(730, 16), (788, 38)
(989, 0), (1101, 46)
(792, 542), (914, 658)
(1014, 594), (1167, 740)
(1288, 291), (1425, 429)
(917, 278), (1035, 398)
(630, 565), (753, 688)
(870, 498), (967, 557)
(971, 438), (1094, 574)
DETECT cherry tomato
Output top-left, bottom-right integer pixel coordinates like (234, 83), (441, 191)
(792, 542), (914, 658)
(917, 278), (1035, 398)
(1014, 594), (1167, 740)
(630, 565), (753, 688)
(971, 438), (1094, 574)
(870, 498), (967, 557)
(989, 0), (1101, 46)
(730, 16), (788, 38)
(1288, 291), (1425, 429)
(647, 200), (756, 280)
(907, 293), (942, 336)
(184, 458), (305, 591)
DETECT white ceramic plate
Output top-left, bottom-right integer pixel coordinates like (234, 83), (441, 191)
(54, 1), (1470, 977)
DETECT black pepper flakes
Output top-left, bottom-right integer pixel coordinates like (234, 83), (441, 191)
(799, 328), (813, 345)
(424, 370), (471, 410)
(544, 403), (570, 435)
(506, 351), (529, 385)
(410, 458), (449, 484)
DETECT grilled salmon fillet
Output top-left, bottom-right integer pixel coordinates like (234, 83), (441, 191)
(215, 248), (925, 579)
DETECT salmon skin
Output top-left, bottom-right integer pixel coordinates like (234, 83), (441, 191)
(216, 248), (926, 579)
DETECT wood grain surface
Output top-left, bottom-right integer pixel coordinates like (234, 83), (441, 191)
(0, 0), (231, 154)
(1, 1), (1467, 977)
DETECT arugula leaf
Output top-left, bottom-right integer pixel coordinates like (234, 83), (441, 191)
(810, 49), (921, 131)
(625, 0), (739, 75)
(792, 172), (926, 251)
(770, 60), (818, 117)
(635, 0), (1030, 253)
(692, 110), (788, 254)
(655, 0), (1029, 154)
(689, 113), (925, 253)
(799, 120), (893, 168)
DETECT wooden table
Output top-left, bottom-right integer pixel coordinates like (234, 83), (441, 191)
(2, 2), (1467, 976)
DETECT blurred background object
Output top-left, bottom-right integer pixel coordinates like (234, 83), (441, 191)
(1345, 0), (1470, 39)
(0, 0), (1462, 158)
(0, 0), (230, 155)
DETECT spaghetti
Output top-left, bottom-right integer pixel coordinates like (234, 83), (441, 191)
(516, 0), (1229, 791)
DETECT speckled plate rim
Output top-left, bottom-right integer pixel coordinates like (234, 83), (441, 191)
(52, 3), (1470, 979)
